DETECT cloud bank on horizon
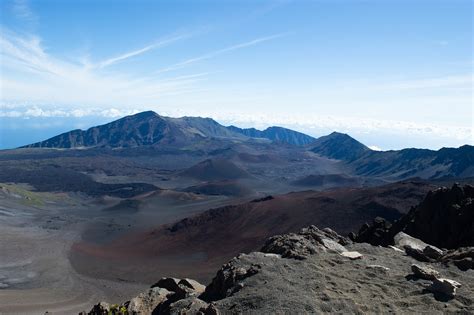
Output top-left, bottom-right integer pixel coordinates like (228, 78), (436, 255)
(0, 0), (472, 150)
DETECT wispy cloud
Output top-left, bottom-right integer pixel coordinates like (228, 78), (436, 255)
(0, 27), (284, 106)
(96, 34), (190, 69)
(156, 33), (286, 73)
(12, 0), (35, 21)
(0, 29), (207, 105)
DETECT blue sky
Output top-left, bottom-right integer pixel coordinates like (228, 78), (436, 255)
(0, 0), (472, 150)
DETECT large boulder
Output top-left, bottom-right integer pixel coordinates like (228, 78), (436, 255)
(260, 225), (349, 259)
(428, 278), (462, 297)
(394, 232), (430, 251)
(127, 287), (172, 314)
(165, 297), (210, 315)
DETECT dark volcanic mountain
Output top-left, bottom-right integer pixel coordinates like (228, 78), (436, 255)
(310, 132), (370, 161)
(23, 111), (315, 149)
(23, 111), (245, 148)
(227, 125), (315, 146)
(348, 145), (474, 180)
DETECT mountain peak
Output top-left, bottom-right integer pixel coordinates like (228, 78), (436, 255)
(22, 110), (240, 149)
(311, 132), (369, 161)
(132, 110), (159, 119)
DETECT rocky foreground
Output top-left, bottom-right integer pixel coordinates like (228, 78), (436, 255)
(82, 185), (474, 314)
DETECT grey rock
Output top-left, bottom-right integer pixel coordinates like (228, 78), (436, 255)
(320, 238), (347, 253)
(423, 245), (444, 259)
(404, 246), (431, 262)
(178, 278), (206, 295)
(366, 264), (390, 272)
(453, 257), (473, 271)
(167, 297), (209, 315)
(260, 225), (349, 260)
(127, 287), (172, 315)
(394, 232), (429, 251)
(201, 254), (262, 301)
(411, 264), (440, 280)
(152, 277), (181, 292)
(428, 278), (461, 297)
(340, 251), (363, 260)
(440, 247), (474, 270)
(388, 245), (404, 253)
(151, 277), (205, 300)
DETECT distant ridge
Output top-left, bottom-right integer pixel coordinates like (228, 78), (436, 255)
(227, 125), (316, 146)
(22, 111), (315, 148)
(18, 110), (474, 180)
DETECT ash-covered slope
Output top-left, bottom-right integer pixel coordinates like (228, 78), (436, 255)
(179, 158), (251, 181)
(227, 125), (316, 146)
(69, 181), (435, 286)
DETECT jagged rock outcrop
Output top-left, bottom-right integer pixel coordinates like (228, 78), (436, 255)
(351, 184), (474, 270)
(349, 216), (392, 246)
(395, 184), (474, 249)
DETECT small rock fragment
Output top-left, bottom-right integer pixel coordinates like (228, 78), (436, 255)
(341, 251), (363, 260)
(178, 278), (206, 295)
(263, 253), (281, 258)
(388, 245), (404, 253)
(411, 264), (440, 280)
(320, 238), (347, 253)
(366, 264), (390, 272)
